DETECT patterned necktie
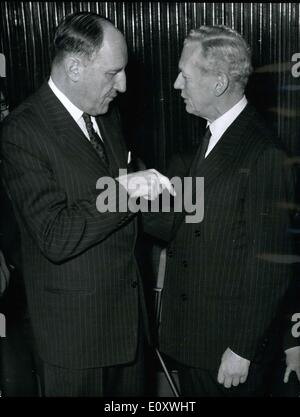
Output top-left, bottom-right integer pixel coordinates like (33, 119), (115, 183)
(82, 113), (109, 167)
(198, 126), (212, 162)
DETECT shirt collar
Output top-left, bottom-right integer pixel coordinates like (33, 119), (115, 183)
(208, 95), (248, 139)
(48, 77), (83, 123)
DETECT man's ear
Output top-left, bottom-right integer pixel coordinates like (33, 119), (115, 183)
(214, 73), (229, 96)
(64, 56), (81, 82)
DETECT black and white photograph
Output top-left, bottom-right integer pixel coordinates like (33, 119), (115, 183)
(0, 1), (300, 401)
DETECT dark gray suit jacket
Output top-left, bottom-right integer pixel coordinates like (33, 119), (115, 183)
(1, 83), (144, 369)
(144, 104), (297, 370)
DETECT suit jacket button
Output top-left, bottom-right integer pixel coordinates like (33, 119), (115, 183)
(194, 230), (201, 237)
(182, 260), (188, 268)
(131, 280), (138, 288)
(180, 293), (188, 301)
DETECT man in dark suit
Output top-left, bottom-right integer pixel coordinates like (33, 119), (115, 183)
(0, 12), (171, 397)
(144, 25), (299, 396)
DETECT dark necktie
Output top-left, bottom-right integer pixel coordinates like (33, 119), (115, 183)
(198, 126), (212, 162)
(82, 113), (109, 167)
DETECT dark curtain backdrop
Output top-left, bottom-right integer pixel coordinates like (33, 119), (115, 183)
(1, 1), (300, 170)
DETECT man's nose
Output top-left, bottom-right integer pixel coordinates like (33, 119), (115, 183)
(114, 70), (126, 93)
(174, 73), (183, 90)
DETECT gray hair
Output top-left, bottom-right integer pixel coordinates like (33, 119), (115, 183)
(185, 25), (253, 89)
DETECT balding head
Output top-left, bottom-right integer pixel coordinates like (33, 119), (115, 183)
(52, 12), (122, 65)
(51, 12), (128, 116)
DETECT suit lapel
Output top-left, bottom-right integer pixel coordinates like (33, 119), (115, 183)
(193, 104), (259, 189)
(35, 83), (112, 178)
(173, 104), (260, 234)
(96, 107), (128, 176)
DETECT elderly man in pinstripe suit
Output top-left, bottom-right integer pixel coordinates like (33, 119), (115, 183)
(0, 12), (172, 397)
(144, 25), (299, 396)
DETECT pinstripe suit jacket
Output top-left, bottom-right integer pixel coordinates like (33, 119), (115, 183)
(144, 104), (296, 370)
(0, 83), (143, 369)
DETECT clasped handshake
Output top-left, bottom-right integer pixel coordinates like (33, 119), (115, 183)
(116, 169), (176, 200)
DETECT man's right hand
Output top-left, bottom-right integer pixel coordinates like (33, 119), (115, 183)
(116, 168), (176, 200)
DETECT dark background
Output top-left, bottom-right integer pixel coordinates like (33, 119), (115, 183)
(1, 1), (300, 170)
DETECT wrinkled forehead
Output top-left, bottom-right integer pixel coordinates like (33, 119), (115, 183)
(179, 42), (204, 70)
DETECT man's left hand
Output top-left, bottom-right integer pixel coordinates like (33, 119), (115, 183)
(116, 169), (175, 200)
(284, 346), (300, 383)
(217, 347), (250, 388)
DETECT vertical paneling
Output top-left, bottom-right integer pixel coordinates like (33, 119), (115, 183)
(1, 2), (300, 168)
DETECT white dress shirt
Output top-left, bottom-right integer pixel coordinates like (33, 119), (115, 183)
(205, 95), (248, 158)
(48, 77), (103, 141)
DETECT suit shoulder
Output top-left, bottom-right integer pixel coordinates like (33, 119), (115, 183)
(242, 111), (287, 161)
(245, 105), (286, 151)
(1, 89), (46, 143)
(4, 88), (43, 124)
(246, 133), (292, 182)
